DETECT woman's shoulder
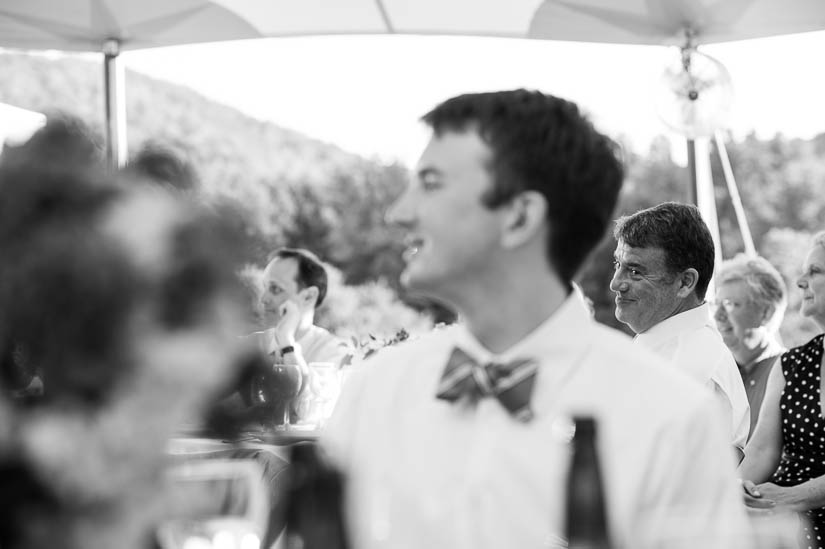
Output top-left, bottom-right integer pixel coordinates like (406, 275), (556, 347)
(782, 333), (824, 365)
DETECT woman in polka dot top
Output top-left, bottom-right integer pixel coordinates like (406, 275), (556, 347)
(738, 231), (825, 549)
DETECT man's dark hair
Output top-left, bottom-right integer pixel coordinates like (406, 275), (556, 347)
(613, 202), (715, 300)
(421, 89), (624, 284)
(269, 248), (328, 308)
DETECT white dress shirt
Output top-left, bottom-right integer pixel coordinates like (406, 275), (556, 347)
(633, 303), (751, 452)
(322, 296), (748, 549)
(254, 324), (350, 367)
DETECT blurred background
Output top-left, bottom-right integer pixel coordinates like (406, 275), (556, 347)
(2, 31), (823, 349)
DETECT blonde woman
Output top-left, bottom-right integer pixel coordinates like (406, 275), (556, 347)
(739, 232), (825, 549)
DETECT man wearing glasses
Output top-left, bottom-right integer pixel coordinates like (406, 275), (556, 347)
(611, 201), (750, 462)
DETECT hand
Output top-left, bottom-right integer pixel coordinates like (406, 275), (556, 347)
(274, 300), (301, 346)
(753, 482), (803, 512)
(742, 479), (775, 509)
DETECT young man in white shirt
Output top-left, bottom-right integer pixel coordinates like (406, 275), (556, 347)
(322, 90), (748, 549)
(611, 201), (751, 462)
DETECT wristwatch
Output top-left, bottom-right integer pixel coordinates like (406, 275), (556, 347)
(280, 345), (296, 356)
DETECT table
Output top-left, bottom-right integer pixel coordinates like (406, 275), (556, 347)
(167, 426), (319, 548)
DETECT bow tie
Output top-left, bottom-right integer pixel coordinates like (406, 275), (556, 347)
(436, 347), (538, 423)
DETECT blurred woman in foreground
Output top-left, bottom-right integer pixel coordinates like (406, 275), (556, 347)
(0, 119), (252, 549)
(738, 232), (825, 549)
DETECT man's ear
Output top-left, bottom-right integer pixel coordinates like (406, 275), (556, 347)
(501, 191), (547, 249)
(676, 268), (700, 298)
(300, 286), (319, 307)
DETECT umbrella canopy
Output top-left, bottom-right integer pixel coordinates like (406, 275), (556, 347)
(0, 0), (263, 52)
(2, 0), (825, 53)
(528, 0), (825, 45)
(2, 0), (825, 167)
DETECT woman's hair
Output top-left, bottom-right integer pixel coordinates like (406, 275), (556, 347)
(0, 137), (244, 408)
(813, 231), (825, 251)
(716, 253), (787, 331)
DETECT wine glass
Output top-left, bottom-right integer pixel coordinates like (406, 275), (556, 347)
(268, 363), (303, 430)
(248, 362), (303, 431)
(158, 459), (269, 549)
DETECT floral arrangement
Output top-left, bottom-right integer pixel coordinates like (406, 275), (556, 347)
(350, 328), (411, 361)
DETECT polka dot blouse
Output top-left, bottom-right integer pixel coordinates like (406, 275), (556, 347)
(772, 334), (825, 549)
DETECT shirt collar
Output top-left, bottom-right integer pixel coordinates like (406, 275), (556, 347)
(453, 292), (593, 364)
(738, 338), (786, 369)
(635, 302), (712, 349)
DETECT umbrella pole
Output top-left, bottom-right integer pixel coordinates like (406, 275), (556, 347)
(103, 39), (127, 169)
(714, 131), (756, 255)
(686, 138), (697, 205)
(689, 136), (723, 294)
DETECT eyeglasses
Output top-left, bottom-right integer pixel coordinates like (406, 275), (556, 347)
(708, 298), (744, 313)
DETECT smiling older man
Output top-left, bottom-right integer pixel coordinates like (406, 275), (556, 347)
(610, 202), (750, 461)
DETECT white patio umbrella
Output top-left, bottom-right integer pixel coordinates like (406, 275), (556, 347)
(1, 0), (824, 167)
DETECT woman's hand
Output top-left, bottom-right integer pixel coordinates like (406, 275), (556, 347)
(753, 482), (804, 512)
(742, 479), (776, 509)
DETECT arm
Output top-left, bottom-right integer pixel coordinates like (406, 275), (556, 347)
(756, 476), (825, 512)
(634, 393), (749, 549)
(741, 354), (825, 512)
(738, 359), (784, 482)
(708, 380), (747, 464)
(737, 358), (785, 507)
(272, 301), (311, 386)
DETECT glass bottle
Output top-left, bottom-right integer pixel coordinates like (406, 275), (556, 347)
(565, 415), (612, 549)
(285, 442), (350, 549)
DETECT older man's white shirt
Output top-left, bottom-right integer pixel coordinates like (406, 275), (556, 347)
(322, 296), (748, 549)
(633, 302), (750, 453)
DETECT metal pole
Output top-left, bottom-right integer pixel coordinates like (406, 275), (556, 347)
(693, 137), (723, 297)
(103, 39), (127, 169)
(714, 131), (756, 256)
(686, 138), (697, 205)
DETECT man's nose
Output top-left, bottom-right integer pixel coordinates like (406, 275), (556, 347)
(609, 270), (626, 292)
(713, 305), (728, 322)
(385, 187), (414, 228)
(797, 275), (808, 289)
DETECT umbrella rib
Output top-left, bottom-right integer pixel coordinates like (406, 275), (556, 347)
(373, 0), (395, 33)
(0, 9), (93, 43)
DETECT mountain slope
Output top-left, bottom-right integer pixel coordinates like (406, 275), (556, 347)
(0, 50), (364, 191)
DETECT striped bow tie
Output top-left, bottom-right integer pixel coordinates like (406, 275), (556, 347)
(435, 347), (538, 423)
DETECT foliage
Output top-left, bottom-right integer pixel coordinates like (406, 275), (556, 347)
(761, 228), (820, 347)
(241, 262), (433, 344)
(352, 329), (412, 361)
(4, 50), (825, 346)
(578, 132), (825, 345)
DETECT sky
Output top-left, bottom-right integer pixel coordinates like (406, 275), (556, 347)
(111, 30), (823, 167)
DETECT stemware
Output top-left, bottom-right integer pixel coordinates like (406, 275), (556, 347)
(268, 363), (303, 430)
(248, 361), (302, 430)
(157, 459), (268, 549)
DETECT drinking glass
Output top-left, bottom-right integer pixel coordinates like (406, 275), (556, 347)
(249, 363), (302, 431)
(158, 459), (268, 549)
(268, 363), (303, 430)
(747, 509), (801, 549)
(295, 362), (340, 429)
